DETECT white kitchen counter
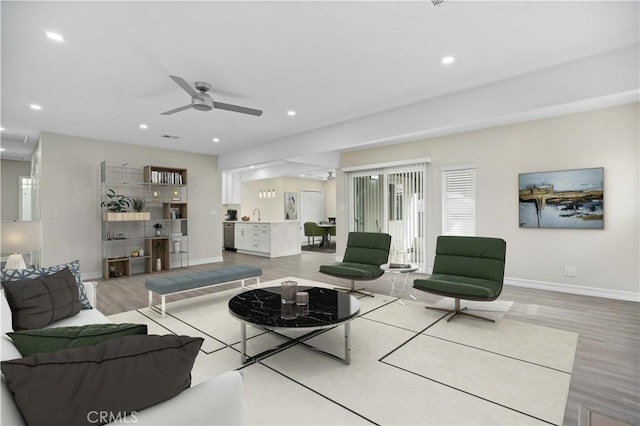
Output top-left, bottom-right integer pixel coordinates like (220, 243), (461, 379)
(230, 221), (301, 258)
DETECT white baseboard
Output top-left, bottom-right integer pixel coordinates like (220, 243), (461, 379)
(82, 271), (103, 280)
(84, 258), (638, 303)
(414, 267), (638, 302)
(504, 277), (640, 303)
(83, 257), (224, 280)
(171, 257), (223, 269)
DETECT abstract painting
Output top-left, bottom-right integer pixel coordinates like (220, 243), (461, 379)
(519, 167), (604, 229)
(285, 192), (298, 220)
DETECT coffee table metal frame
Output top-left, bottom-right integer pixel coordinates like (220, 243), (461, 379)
(229, 287), (360, 366)
(237, 318), (354, 365)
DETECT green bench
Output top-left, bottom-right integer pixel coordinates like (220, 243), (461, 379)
(145, 265), (262, 317)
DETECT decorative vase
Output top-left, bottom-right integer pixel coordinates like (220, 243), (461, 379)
(172, 240), (181, 254)
(155, 229), (161, 237)
(280, 280), (298, 305)
(156, 258), (162, 271)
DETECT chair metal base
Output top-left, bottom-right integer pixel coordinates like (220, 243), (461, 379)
(425, 298), (495, 323)
(334, 280), (374, 297)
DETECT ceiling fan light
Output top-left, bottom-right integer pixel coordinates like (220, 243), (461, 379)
(46, 31), (64, 42)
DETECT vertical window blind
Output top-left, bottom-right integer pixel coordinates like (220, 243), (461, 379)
(346, 162), (427, 269)
(441, 164), (476, 236)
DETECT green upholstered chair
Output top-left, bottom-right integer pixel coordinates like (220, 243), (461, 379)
(319, 232), (391, 296)
(413, 235), (506, 322)
(304, 222), (324, 247)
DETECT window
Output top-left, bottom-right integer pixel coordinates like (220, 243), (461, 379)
(347, 162), (428, 269)
(441, 164), (476, 236)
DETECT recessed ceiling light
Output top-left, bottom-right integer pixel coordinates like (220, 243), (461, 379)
(46, 31), (64, 42)
(0, 148), (5, 152)
(139, 123), (148, 129)
(250, 165), (255, 169)
(0, 127), (4, 131)
(441, 56), (455, 65)
(212, 138), (220, 143)
(30, 104), (42, 110)
(287, 110), (296, 117)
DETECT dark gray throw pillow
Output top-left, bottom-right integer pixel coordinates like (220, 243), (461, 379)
(1, 260), (92, 309)
(1, 334), (203, 426)
(2, 268), (80, 330)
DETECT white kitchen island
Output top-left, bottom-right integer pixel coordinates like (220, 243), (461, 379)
(231, 221), (301, 258)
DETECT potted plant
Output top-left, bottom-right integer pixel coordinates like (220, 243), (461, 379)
(101, 189), (138, 221)
(131, 197), (146, 212)
(153, 223), (163, 237)
(101, 189), (132, 212)
(130, 197), (150, 220)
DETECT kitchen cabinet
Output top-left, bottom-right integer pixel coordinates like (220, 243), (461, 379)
(229, 221), (299, 258)
(259, 224), (271, 253)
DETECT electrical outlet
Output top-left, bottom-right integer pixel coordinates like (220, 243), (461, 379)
(563, 265), (576, 277)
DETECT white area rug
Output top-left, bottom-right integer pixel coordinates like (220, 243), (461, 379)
(430, 298), (514, 312)
(108, 277), (578, 425)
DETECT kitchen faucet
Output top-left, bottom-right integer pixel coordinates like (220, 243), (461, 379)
(253, 208), (261, 221)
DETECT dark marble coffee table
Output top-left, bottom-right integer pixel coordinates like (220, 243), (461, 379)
(228, 285), (360, 365)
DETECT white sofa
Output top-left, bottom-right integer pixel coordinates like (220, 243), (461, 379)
(1, 282), (244, 425)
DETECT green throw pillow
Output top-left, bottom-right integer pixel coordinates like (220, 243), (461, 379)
(7, 323), (148, 357)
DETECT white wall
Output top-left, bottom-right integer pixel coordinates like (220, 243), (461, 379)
(340, 103), (639, 299)
(240, 177), (334, 221)
(1, 159), (30, 221)
(38, 132), (222, 278)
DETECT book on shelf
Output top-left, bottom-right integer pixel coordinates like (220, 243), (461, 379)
(150, 170), (183, 185)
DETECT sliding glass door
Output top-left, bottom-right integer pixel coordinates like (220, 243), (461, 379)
(347, 163), (427, 269)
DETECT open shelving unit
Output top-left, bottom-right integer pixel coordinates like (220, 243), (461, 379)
(100, 162), (188, 279)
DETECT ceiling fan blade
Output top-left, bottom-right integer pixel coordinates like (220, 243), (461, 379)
(213, 101), (263, 116)
(161, 104), (193, 115)
(169, 75), (199, 98)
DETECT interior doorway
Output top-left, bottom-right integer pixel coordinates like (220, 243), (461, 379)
(18, 176), (33, 221)
(299, 190), (324, 244)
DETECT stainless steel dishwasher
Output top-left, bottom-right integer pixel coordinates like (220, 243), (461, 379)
(223, 222), (236, 251)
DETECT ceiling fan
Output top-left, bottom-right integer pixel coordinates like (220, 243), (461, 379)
(161, 75), (263, 116)
(327, 171), (336, 180)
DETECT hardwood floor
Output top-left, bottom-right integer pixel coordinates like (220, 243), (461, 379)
(95, 251), (640, 426)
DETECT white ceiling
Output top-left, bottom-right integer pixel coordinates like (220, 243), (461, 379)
(1, 1), (638, 177)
